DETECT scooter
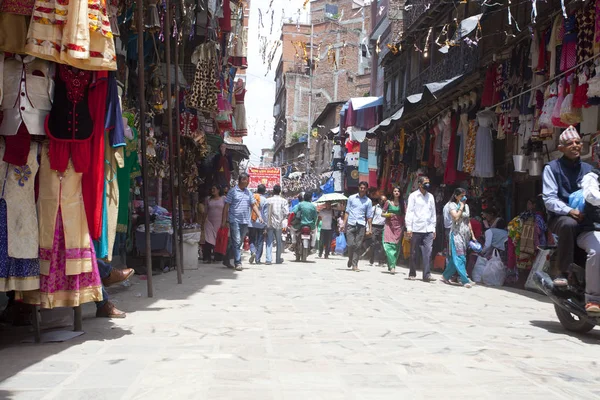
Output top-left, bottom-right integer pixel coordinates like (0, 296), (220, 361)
(295, 225), (312, 262)
(533, 246), (600, 333)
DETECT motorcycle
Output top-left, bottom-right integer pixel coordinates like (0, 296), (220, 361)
(533, 245), (599, 333)
(295, 225), (313, 262)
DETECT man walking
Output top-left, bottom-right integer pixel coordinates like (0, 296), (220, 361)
(405, 176), (437, 281)
(222, 173), (264, 271)
(368, 195), (387, 266)
(95, 260), (134, 318)
(249, 184), (268, 264)
(318, 202), (336, 259)
(265, 184), (288, 265)
(343, 181), (373, 271)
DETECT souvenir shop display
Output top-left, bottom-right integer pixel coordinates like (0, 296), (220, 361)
(0, 0), (251, 340)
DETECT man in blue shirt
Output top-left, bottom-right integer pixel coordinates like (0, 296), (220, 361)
(222, 173), (264, 270)
(343, 181), (373, 271)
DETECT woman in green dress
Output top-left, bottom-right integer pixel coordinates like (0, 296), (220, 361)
(382, 187), (405, 275)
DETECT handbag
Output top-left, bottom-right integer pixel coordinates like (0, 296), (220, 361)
(214, 226), (229, 255)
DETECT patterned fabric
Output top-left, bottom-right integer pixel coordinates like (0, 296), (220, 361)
(17, 208), (102, 308)
(0, 199), (40, 291)
(577, 3), (595, 72)
(0, 142), (40, 259)
(25, 0), (117, 70)
(462, 120), (477, 173)
(449, 202), (471, 258)
(186, 42), (218, 112)
(0, 0), (35, 15)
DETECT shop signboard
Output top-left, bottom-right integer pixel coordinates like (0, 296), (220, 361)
(248, 167), (281, 190)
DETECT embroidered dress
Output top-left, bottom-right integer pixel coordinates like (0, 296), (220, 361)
(17, 144), (102, 308)
(25, 0), (117, 70)
(232, 84), (248, 137)
(0, 140), (40, 292)
(186, 42), (218, 112)
(46, 65), (94, 173)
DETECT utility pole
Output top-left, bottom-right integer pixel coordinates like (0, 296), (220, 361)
(306, 22), (314, 174)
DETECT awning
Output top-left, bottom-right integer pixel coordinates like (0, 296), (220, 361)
(367, 107), (403, 134)
(367, 74), (462, 135)
(439, 14), (483, 54)
(350, 96), (383, 110)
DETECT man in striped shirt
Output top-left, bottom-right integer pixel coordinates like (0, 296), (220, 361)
(265, 184), (289, 265)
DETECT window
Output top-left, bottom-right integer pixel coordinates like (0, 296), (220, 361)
(325, 4), (339, 19)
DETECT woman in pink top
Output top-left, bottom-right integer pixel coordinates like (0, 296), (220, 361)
(203, 185), (226, 263)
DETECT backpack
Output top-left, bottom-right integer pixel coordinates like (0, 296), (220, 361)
(251, 193), (261, 222)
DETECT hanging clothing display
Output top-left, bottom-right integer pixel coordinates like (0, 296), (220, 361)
(46, 65), (95, 173)
(0, 140), (40, 291)
(187, 42), (218, 113)
(232, 81), (248, 136)
(81, 71), (109, 241)
(0, 53), (53, 166)
(25, 0), (117, 70)
(228, 1), (248, 68)
(473, 111), (495, 178)
(116, 125), (140, 234)
(18, 145), (102, 308)
(0, 0), (34, 53)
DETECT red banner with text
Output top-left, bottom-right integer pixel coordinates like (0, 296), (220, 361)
(247, 167), (281, 190)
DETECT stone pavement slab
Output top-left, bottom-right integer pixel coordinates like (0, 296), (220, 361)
(1, 252), (600, 399)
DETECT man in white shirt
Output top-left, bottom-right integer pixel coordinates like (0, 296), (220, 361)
(318, 203), (336, 259)
(367, 196), (387, 266)
(265, 184), (289, 265)
(405, 176), (437, 281)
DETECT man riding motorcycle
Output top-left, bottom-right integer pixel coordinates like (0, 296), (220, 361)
(542, 126), (592, 287)
(291, 192), (318, 251)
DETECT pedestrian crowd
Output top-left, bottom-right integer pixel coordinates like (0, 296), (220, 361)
(197, 173), (502, 288)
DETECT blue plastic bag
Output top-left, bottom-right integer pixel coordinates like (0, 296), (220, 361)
(335, 233), (347, 254)
(569, 189), (585, 212)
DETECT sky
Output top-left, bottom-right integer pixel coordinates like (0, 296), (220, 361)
(244, 0), (309, 166)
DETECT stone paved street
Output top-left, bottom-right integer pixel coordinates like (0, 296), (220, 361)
(2, 252), (600, 400)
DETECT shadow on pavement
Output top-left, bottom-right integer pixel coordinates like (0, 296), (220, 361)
(0, 262), (237, 392)
(530, 320), (600, 344)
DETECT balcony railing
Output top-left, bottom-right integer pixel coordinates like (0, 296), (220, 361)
(404, 0), (431, 31)
(406, 44), (479, 97)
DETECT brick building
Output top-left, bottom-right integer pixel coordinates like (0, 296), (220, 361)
(272, 0), (371, 170)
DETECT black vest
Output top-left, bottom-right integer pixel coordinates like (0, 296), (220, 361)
(46, 65), (94, 142)
(583, 169), (600, 232)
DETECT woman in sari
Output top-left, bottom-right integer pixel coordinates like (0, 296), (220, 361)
(382, 187), (405, 275)
(202, 185), (225, 263)
(442, 188), (477, 288)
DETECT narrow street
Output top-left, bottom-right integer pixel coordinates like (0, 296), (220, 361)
(2, 252), (600, 400)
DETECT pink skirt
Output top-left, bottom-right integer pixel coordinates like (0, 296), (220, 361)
(18, 208), (102, 308)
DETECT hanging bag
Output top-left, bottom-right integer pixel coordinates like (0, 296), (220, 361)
(214, 226), (229, 255)
(482, 249), (506, 286)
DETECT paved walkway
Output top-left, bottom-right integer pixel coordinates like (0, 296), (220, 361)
(2, 252), (600, 399)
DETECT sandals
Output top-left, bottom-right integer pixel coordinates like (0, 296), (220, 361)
(389, 268), (396, 275)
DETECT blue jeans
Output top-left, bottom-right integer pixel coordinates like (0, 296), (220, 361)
(266, 228), (283, 263)
(249, 227), (265, 262)
(96, 259), (111, 308)
(228, 222), (249, 266)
